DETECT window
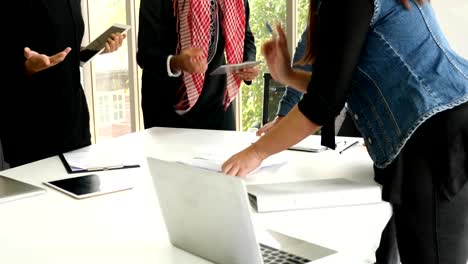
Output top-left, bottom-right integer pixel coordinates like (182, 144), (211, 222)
(240, 0), (287, 130)
(82, 0), (140, 143)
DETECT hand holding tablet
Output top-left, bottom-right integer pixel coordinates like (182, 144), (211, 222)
(80, 23), (131, 66)
(210, 61), (261, 75)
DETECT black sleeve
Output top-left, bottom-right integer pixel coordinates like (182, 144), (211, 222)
(243, 0), (256, 62)
(136, 0), (177, 76)
(297, 0), (373, 148)
(3, 2), (28, 102)
(242, 0), (257, 85)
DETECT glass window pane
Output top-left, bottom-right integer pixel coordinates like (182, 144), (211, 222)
(87, 0), (131, 142)
(297, 0), (309, 41)
(241, 1), (287, 131)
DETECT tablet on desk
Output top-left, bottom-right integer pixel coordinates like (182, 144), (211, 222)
(210, 61), (260, 75)
(80, 23), (131, 66)
(44, 173), (133, 199)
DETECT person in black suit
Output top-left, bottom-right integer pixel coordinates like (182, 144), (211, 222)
(1, 0), (125, 167)
(137, 0), (258, 131)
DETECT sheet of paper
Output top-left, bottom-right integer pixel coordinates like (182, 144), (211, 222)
(179, 151), (288, 174)
(63, 146), (139, 171)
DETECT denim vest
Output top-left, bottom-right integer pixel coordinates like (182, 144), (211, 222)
(347, 0), (468, 168)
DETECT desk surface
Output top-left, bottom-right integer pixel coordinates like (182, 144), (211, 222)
(0, 127), (391, 264)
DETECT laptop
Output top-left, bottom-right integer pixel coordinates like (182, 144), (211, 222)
(0, 175), (46, 204)
(147, 157), (337, 264)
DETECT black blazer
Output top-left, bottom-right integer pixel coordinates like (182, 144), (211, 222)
(137, 0), (256, 129)
(2, 0), (91, 166)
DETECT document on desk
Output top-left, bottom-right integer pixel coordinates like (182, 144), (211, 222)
(179, 151), (288, 174)
(247, 178), (382, 213)
(60, 147), (140, 174)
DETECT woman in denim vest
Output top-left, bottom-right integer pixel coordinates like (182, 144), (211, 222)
(222, 0), (468, 263)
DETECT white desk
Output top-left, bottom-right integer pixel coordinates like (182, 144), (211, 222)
(0, 127), (392, 264)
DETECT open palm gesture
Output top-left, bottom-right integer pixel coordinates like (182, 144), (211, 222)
(261, 24), (293, 85)
(24, 47), (71, 76)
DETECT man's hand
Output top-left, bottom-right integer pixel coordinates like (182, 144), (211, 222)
(171, 48), (208, 74)
(103, 33), (127, 53)
(234, 65), (259, 82)
(24, 47), (71, 76)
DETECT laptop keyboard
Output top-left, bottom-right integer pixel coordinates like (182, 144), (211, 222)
(260, 243), (310, 264)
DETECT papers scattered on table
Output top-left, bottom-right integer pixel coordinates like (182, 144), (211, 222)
(179, 151), (288, 173)
(60, 146), (140, 173)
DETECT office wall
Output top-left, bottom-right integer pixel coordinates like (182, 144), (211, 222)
(433, 0), (468, 58)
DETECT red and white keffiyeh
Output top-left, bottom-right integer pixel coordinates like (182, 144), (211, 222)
(174, 0), (246, 111)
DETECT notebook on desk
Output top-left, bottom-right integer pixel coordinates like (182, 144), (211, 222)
(60, 148), (140, 174)
(147, 157), (337, 264)
(247, 178), (382, 213)
(0, 175), (46, 204)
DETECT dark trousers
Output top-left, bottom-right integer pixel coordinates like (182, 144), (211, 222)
(337, 113), (401, 264)
(393, 178), (468, 264)
(341, 107), (468, 264)
(375, 102), (468, 264)
(374, 152), (468, 264)
(375, 216), (399, 264)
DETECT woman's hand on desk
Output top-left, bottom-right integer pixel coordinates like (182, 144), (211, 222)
(222, 145), (264, 177)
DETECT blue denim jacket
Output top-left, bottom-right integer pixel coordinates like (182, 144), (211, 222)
(348, 0), (468, 168)
(277, 30), (311, 116)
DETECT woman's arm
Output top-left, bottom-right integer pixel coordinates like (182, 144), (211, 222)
(222, 0), (374, 177)
(297, 0), (373, 145)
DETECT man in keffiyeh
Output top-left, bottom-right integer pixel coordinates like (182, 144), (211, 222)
(137, 0), (258, 131)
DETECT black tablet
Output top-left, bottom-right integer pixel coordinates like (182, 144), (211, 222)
(44, 173), (132, 199)
(79, 23), (131, 66)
